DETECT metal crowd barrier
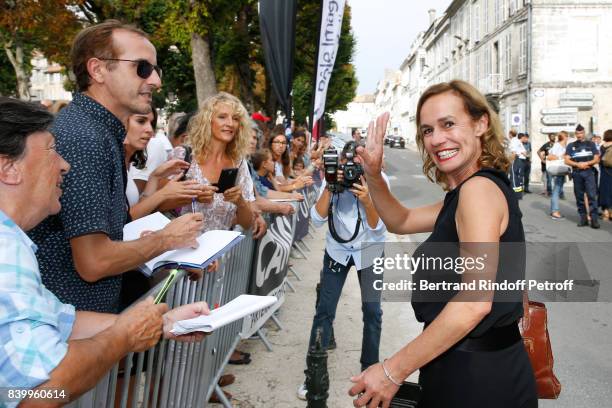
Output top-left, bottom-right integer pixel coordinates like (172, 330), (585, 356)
(66, 188), (317, 408)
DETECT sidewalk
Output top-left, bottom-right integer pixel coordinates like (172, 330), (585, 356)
(218, 227), (420, 407)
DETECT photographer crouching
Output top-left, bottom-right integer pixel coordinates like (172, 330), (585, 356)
(297, 140), (388, 400)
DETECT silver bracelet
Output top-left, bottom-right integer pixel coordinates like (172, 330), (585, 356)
(382, 359), (402, 386)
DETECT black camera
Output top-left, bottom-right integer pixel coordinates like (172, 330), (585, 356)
(323, 141), (363, 193)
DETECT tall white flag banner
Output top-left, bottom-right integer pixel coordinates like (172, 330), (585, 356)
(311, 0), (346, 141)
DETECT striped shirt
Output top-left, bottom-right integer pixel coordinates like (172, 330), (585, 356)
(0, 210), (75, 405)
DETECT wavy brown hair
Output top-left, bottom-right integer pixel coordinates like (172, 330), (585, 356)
(415, 80), (510, 190)
(187, 92), (250, 163)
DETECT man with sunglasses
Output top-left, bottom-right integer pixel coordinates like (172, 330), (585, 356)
(29, 20), (204, 313)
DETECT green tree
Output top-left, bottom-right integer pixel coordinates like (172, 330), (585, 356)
(1, 0), (82, 99)
(0, 45), (17, 96)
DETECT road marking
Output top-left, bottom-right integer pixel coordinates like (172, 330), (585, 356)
(387, 175), (398, 181)
(411, 175), (427, 179)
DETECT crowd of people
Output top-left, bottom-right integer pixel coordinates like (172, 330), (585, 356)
(2, 16), (610, 408)
(0, 20), (320, 406)
(508, 124), (612, 229)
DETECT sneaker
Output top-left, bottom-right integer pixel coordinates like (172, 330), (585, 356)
(578, 218), (588, 227)
(591, 219), (601, 229)
(297, 383), (307, 400)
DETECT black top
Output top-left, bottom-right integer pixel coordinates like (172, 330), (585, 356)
(538, 141), (554, 171)
(29, 93), (128, 313)
(411, 168), (525, 337)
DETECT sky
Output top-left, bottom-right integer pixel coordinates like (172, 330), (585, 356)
(350, 0), (453, 95)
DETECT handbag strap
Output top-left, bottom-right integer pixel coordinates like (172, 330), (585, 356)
(521, 290), (531, 331)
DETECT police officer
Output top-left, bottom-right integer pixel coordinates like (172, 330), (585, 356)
(565, 124), (601, 228)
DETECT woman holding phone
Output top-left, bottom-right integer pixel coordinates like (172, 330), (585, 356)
(123, 107), (214, 220)
(179, 92), (254, 232)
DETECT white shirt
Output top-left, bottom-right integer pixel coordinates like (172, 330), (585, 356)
(549, 142), (567, 159)
(131, 133), (173, 181)
(310, 173), (389, 270)
(509, 137), (527, 159)
(126, 165), (140, 207)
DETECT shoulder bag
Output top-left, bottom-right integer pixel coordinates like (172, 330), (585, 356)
(520, 294), (562, 399)
(546, 159), (571, 176)
(602, 145), (612, 168)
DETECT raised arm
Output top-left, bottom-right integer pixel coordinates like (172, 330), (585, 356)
(356, 112), (442, 234)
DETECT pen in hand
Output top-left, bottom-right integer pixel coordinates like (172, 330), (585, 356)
(191, 197), (197, 214)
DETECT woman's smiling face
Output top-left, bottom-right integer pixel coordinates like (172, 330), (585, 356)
(419, 91), (487, 187)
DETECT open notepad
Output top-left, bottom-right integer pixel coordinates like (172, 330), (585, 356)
(123, 212), (244, 276)
(170, 295), (278, 334)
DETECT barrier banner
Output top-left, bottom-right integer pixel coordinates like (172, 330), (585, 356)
(249, 213), (295, 296)
(294, 188), (310, 241)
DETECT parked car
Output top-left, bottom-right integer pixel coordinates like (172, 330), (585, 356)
(389, 135), (406, 148)
(384, 135), (393, 145)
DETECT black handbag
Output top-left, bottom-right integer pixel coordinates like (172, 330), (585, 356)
(390, 382), (422, 408)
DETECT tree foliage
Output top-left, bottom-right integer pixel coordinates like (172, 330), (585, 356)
(0, 0), (82, 98)
(1, 0), (357, 125)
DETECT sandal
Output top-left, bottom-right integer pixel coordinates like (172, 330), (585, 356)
(209, 390), (232, 403)
(218, 374), (235, 387)
(229, 350), (251, 365)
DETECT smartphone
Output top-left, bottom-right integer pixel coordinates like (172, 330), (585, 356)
(213, 167), (239, 193)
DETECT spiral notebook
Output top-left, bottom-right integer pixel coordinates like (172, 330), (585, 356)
(170, 295), (278, 334)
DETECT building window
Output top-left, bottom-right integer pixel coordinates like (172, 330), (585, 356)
(485, 46), (491, 77)
(519, 23), (527, 75)
(473, 2), (480, 42)
(495, 0), (501, 27)
(505, 33), (512, 80)
(475, 51), (481, 83)
(484, 0), (489, 34)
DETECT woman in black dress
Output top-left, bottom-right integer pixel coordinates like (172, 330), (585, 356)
(349, 80), (537, 408)
(599, 129), (612, 220)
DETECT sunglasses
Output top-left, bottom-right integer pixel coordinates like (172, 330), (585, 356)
(99, 58), (162, 79)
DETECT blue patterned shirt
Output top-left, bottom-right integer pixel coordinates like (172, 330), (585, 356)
(28, 93), (128, 313)
(0, 210), (75, 404)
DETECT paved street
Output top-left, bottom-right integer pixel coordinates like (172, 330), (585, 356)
(225, 145), (612, 407)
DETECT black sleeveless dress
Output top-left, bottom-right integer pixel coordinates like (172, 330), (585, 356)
(411, 168), (538, 408)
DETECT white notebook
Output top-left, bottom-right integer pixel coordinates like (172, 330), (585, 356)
(123, 212), (244, 276)
(170, 295), (278, 334)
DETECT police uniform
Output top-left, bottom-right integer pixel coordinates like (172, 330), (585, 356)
(566, 140), (600, 222)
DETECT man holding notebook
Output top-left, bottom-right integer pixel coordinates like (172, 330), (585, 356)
(28, 21), (204, 313)
(0, 97), (210, 407)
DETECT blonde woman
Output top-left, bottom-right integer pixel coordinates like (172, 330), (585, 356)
(350, 80), (536, 408)
(180, 92), (254, 232)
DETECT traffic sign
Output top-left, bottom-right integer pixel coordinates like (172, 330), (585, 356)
(540, 125), (576, 134)
(560, 93), (593, 100)
(541, 114), (578, 125)
(560, 100), (593, 108)
(511, 114), (522, 126)
(541, 107), (578, 115)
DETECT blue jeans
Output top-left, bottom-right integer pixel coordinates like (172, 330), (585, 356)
(545, 171), (553, 195)
(550, 175), (565, 213)
(308, 252), (383, 370)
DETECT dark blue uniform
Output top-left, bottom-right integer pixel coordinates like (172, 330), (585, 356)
(566, 140), (600, 222)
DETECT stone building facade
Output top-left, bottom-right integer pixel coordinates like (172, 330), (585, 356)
(376, 0), (612, 178)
